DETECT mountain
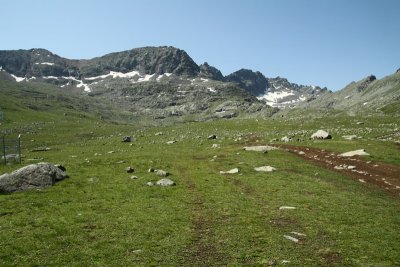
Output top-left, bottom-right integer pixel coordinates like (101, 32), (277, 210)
(4, 46), (397, 120)
(0, 47), (276, 123)
(300, 71), (400, 112)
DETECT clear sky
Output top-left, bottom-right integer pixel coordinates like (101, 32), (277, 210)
(2, 0), (399, 91)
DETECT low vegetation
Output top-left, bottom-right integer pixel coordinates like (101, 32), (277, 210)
(1, 81), (399, 266)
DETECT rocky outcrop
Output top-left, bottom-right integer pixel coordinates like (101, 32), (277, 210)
(225, 69), (268, 96)
(199, 62), (224, 81)
(0, 162), (68, 193)
(80, 46), (200, 77)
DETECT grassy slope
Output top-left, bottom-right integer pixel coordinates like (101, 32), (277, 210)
(0, 82), (399, 266)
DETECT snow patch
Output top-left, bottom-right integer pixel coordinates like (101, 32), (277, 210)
(35, 62), (54, 66)
(85, 70), (141, 80)
(11, 74), (27, 82)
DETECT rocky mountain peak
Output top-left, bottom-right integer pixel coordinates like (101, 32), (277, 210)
(80, 46), (200, 77)
(225, 68), (268, 96)
(199, 62), (224, 81)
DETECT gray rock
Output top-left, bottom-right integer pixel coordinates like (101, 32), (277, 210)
(254, 166), (276, 172)
(166, 140), (177, 145)
(125, 167), (135, 173)
(342, 135), (358, 140)
(208, 134), (217, 140)
(1, 154), (20, 162)
(243, 145), (277, 153)
(220, 168), (239, 174)
(122, 136), (131, 142)
(130, 175), (138, 179)
(339, 149), (369, 157)
(156, 178), (176, 186)
(146, 181), (155, 186)
(155, 170), (169, 177)
(281, 136), (290, 142)
(0, 162), (68, 193)
(311, 130), (331, 139)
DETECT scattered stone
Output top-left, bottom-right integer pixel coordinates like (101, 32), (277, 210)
(282, 260), (291, 264)
(279, 206), (296, 210)
(156, 178), (176, 186)
(290, 231), (306, 237)
(131, 175), (138, 179)
(122, 136), (131, 142)
(146, 182), (154, 186)
(283, 235), (299, 243)
(1, 154), (20, 162)
(358, 179), (366, 183)
(281, 136), (290, 142)
(334, 164), (356, 170)
(125, 167), (135, 173)
(155, 132), (163, 136)
(356, 121), (364, 125)
(212, 144), (220, 148)
(339, 149), (370, 157)
(298, 151), (305, 155)
(342, 135), (358, 140)
(311, 130), (331, 140)
(117, 160), (125, 164)
(254, 166), (276, 172)
(155, 170), (169, 177)
(166, 140), (177, 145)
(220, 168), (239, 174)
(243, 145), (277, 153)
(0, 162), (68, 193)
(107, 151), (115, 154)
(208, 134), (217, 140)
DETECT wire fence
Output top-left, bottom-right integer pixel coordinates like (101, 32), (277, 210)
(1, 136), (21, 164)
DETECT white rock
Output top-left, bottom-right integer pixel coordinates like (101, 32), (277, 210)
(283, 235), (299, 243)
(339, 149), (370, 157)
(342, 135), (358, 140)
(254, 166), (276, 172)
(290, 231), (306, 237)
(311, 130), (331, 139)
(298, 151), (305, 155)
(279, 206), (296, 210)
(166, 140), (177, 145)
(156, 178), (176, 186)
(220, 168), (239, 174)
(243, 145), (277, 152)
(212, 144), (220, 148)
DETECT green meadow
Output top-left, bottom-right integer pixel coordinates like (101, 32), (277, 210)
(1, 81), (399, 266)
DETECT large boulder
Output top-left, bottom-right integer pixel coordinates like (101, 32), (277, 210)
(0, 162), (68, 193)
(311, 130), (331, 140)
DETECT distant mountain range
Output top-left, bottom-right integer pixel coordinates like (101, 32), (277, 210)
(0, 46), (399, 119)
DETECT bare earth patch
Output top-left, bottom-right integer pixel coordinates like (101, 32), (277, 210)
(275, 144), (400, 197)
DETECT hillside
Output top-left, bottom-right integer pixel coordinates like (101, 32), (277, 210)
(298, 71), (400, 113)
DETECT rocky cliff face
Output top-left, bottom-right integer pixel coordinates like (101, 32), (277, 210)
(225, 69), (269, 96)
(79, 46), (200, 77)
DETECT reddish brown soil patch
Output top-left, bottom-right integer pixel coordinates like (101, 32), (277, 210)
(275, 144), (400, 198)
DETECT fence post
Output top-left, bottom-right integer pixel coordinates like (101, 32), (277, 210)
(2, 136), (6, 165)
(18, 135), (22, 164)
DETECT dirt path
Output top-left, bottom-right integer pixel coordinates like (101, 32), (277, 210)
(274, 144), (400, 198)
(178, 167), (225, 266)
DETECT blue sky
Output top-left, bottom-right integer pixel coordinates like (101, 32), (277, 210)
(2, 0), (399, 91)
